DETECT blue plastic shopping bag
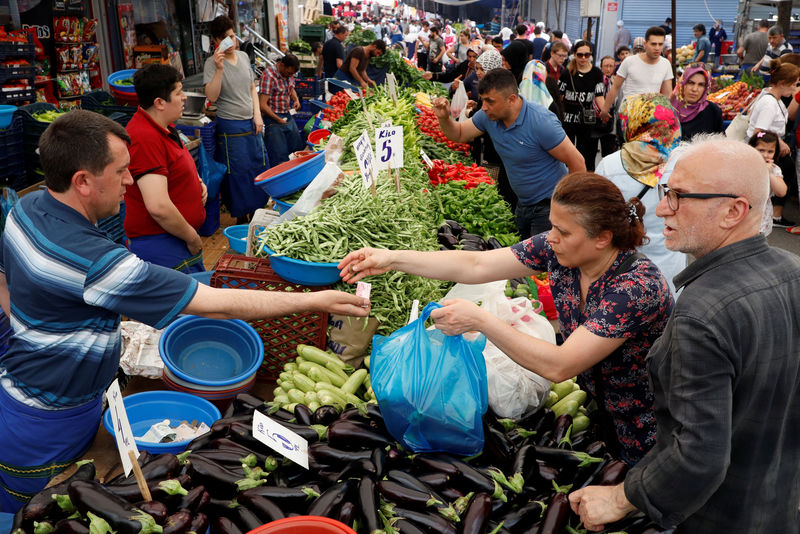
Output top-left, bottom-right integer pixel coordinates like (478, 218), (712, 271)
(371, 302), (489, 455)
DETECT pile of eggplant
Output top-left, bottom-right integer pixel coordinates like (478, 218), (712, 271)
(13, 391), (668, 534)
(437, 220), (503, 252)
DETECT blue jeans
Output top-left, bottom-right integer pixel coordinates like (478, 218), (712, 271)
(515, 201), (552, 240)
(264, 114), (304, 166)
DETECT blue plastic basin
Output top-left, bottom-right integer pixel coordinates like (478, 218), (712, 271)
(273, 198), (293, 214)
(159, 316), (264, 386)
(0, 105), (16, 129)
(107, 69), (138, 93)
(262, 246), (341, 286)
(222, 224), (249, 254)
(254, 151), (325, 198)
(102, 390), (221, 454)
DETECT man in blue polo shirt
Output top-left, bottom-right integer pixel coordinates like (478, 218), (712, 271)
(0, 111), (369, 513)
(432, 68), (585, 238)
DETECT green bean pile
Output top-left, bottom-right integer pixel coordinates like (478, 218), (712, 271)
(254, 170), (450, 335)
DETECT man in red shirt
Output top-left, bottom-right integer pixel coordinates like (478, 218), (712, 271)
(124, 64), (208, 273)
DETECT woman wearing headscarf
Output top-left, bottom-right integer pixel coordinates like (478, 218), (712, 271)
(423, 46), (479, 99)
(595, 93), (686, 296)
(500, 40), (530, 84)
(670, 64), (723, 140)
(520, 59), (564, 120)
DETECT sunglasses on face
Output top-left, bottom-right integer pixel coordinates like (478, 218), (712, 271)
(575, 52), (592, 58)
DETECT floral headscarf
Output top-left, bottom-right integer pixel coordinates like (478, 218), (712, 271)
(476, 48), (503, 72)
(670, 65), (711, 123)
(620, 93), (682, 188)
(520, 60), (553, 109)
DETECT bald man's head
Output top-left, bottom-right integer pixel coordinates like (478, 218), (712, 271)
(660, 134), (767, 257)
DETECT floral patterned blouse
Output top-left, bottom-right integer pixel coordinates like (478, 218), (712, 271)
(512, 233), (674, 464)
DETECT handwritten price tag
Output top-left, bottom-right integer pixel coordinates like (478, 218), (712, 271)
(375, 126), (403, 168)
(252, 410), (309, 469)
(105, 379), (140, 477)
(353, 130), (377, 189)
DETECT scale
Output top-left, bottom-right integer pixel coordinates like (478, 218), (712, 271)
(177, 112), (208, 127)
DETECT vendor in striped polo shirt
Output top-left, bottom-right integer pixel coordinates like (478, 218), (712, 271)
(0, 110), (370, 514)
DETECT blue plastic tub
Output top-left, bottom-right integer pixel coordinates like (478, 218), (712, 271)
(327, 78), (360, 93)
(0, 512), (13, 534)
(273, 198), (293, 214)
(107, 69), (138, 94)
(254, 151), (325, 198)
(262, 246), (342, 286)
(159, 316), (264, 386)
(309, 99), (331, 112)
(222, 224), (249, 254)
(0, 105), (16, 129)
(102, 390), (221, 454)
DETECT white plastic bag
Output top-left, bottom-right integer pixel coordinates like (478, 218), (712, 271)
(443, 283), (554, 419)
(275, 161), (345, 224)
(450, 82), (469, 122)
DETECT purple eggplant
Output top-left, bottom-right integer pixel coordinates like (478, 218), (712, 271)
(135, 501), (168, 525)
(212, 517), (243, 534)
(188, 455), (262, 499)
(237, 494), (286, 523)
(552, 414), (573, 446)
(418, 472), (450, 488)
(387, 507), (457, 534)
(175, 485), (207, 513)
(461, 493), (492, 534)
(482, 423), (516, 472)
(108, 454), (179, 487)
(308, 443), (373, 468)
(208, 438), (269, 465)
(68, 480), (160, 534)
(412, 455), (459, 477)
(162, 510), (193, 534)
(598, 459), (629, 486)
(395, 519), (427, 534)
(16, 460), (96, 530)
(187, 513), (208, 534)
(239, 485), (320, 509)
(337, 501), (356, 526)
(293, 403), (314, 426)
(307, 480), (354, 518)
(495, 500), (546, 531)
(371, 447), (387, 478)
(313, 405), (340, 426)
(438, 487), (464, 501)
(378, 480), (441, 509)
(326, 419), (393, 450)
(540, 493), (570, 534)
(232, 505), (262, 532)
(53, 519), (90, 534)
(358, 476), (380, 533)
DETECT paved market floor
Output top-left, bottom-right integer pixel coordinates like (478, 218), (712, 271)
(53, 197), (800, 485)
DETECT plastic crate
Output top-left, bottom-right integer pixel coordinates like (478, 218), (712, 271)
(210, 254), (330, 381)
(299, 24), (326, 44)
(81, 90), (136, 117)
(0, 64), (35, 83)
(176, 122), (216, 159)
(0, 86), (35, 105)
(295, 77), (323, 99)
(17, 102), (58, 136)
(0, 37), (35, 59)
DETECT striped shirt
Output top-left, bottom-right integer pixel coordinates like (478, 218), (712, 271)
(258, 65), (295, 115)
(759, 40), (793, 74)
(0, 190), (197, 409)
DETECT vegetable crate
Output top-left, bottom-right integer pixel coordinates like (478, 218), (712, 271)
(176, 122), (216, 159)
(211, 254), (330, 381)
(0, 64), (36, 84)
(0, 86), (35, 105)
(295, 77), (323, 100)
(0, 36), (34, 59)
(299, 24), (325, 45)
(81, 90), (136, 118)
(0, 115), (24, 180)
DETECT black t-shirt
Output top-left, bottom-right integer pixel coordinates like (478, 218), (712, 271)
(322, 38), (345, 77)
(519, 38), (535, 60)
(557, 66), (605, 127)
(681, 102), (724, 141)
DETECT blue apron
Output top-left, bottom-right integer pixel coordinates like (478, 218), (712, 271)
(0, 385), (102, 513)
(214, 118), (270, 218)
(128, 233), (205, 274)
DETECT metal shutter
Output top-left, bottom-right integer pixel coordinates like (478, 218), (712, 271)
(565, 0), (583, 43)
(621, 0), (737, 52)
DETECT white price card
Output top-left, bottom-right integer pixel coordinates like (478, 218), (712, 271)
(356, 281), (372, 305)
(288, 108), (297, 116)
(375, 126), (403, 169)
(353, 130), (377, 189)
(387, 72), (398, 101)
(252, 410), (309, 469)
(344, 88), (359, 99)
(420, 149), (434, 169)
(105, 379), (140, 477)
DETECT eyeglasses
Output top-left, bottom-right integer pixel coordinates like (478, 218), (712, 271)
(658, 184), (751, 210)
(575, 52), (592, 58)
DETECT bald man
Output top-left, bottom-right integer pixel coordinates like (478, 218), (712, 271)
(569, 134), (800, 534)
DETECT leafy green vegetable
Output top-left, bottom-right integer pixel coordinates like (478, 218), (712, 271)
(345, 27), (377, 46)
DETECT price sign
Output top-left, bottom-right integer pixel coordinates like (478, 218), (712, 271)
(386, 72), (398, 101)
(353, 130), (377, 189)
(375, 126), (403, 168)
(420, 149), (434, 169)
(105, 379), (140, 476)
(252, 410), (309, 469)
(344, 88), (359, 99)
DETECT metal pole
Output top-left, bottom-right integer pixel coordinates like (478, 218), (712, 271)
(671, 0), (677, 78)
